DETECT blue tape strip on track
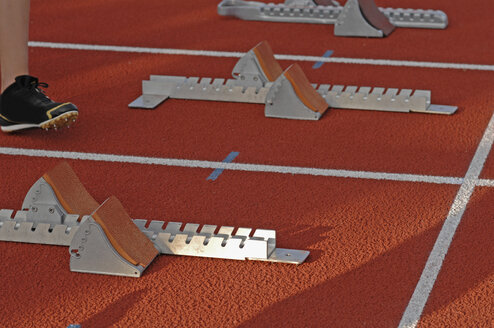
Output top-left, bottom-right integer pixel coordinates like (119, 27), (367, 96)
(312, 50), (334, 69)
(207, 151), (240, 181)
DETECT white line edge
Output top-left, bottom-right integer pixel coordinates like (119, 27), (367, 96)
(28, 41), (494, 72)
(398, 111), (494, 328)
(0, 146), (473, 185)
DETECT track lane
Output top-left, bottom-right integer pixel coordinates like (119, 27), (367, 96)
(0, 157), (458, 327)
(30, 0), (494, 65)
(0, 0), (491, 326)
(418, 187), (494, 327)
(480, 146), (494, 179)
(1, 48), (493, 178)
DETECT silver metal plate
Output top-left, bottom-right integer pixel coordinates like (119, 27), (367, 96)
(414, 104), (458, 115)
(129, 94), (169, 109)
(248, 248), (310, 264)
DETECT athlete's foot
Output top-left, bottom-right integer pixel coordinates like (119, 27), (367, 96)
(0, 75), (78, 133)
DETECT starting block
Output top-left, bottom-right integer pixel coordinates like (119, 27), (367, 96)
(69, 196), (159, 277)
(129, 41), (457, 120)
(0, 162), (309, 277)
(217, 0), (448, 38)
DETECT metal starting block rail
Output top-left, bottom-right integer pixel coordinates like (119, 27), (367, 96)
(0, 162), (309, 277)
(217, 0), (449, 37)
(129, 41), (457, 120)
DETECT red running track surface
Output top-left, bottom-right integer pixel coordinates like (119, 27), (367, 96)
(0, 0), (493, 327)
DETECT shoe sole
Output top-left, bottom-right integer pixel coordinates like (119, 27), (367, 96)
(1, 111), (79, 133)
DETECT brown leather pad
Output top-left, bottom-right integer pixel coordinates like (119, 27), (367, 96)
(358, 0), (395, 36)
(283, 64), (329, 115)
(92, 196), (158, 268)
(313, 0), (336, 5)
(252, 41), (283, 82)
(43, 161), (99, 215)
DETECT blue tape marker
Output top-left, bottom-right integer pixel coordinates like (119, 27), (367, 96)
(312, 50), (334, 69)
(207, 151), (240, 181)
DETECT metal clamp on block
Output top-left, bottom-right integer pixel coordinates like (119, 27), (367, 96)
(265, 64), (328, 120)
(22, 177), (70, 225)
(69, 197), (159, 277)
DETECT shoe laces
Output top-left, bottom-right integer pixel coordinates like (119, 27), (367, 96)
(29, 80), (52, 103)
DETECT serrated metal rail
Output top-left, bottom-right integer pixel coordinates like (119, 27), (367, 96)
(0, 210), (308, 264)
(382, 7), (447, 29)
(218, 0), (342, 24)
(143, 75), (271, 104)
(137, 75), (456, 115)
(258, 2), (342, 24)
(133, 219), (305, 263)
(314, 84), (430, 113)
(217, 0), (448, 29)
(0, 209), (85, 245)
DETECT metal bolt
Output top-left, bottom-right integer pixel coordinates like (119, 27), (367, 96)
(49, 208), (55, 214)
(32, 206), (38, 212)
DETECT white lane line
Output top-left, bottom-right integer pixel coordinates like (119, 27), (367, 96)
(28, 41), (494, 72)
(475, 178), (494, 187)
(0, 146), (464, 185)
(399, 111), (494, 328)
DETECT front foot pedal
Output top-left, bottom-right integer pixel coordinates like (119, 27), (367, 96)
(69, 196), (159, 277)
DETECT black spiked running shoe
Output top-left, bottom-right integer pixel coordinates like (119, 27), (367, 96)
(0, 75), (78, 133)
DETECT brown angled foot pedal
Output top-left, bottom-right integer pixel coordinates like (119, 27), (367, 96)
(41, 161), (99, 215)
(357, 0), (394, 35)
(69, 196), (159, 277)
(265, 63), (329, 120)
(232, 40), (283, 87)
(21, 161), (99, 225)
(334, 0), (395, 37)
